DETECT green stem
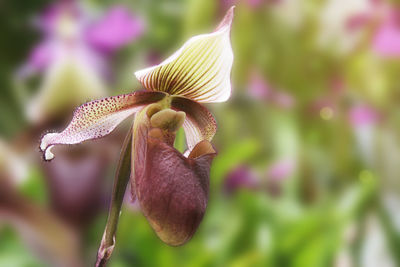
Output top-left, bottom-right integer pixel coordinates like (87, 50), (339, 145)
(95, 128), (133, 267)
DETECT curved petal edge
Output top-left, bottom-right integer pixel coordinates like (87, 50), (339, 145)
(134, 127), (217, 246)
(134, 6), (235, 103)
(40, 91), (166, 160)
(171, 96), (217, 153)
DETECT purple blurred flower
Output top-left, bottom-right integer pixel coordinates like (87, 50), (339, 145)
(346, 12), (370, 32)
(272, 91), (295, 109)
(267, 159), (294, 181)
(249, 71), (271, 99)
(248, 71), (295, 108)
(20, 1), (145, 123)
(86, 6), (145, 53)
(20, 1), (144, 78)
(246, 0), (264, 8)
(24, 42), (53, 75)
(265, 159), (295, 197)
(42, 146), (111, 227)
(220, 0), (277, 11)
(35, 0), (81, 35)
(349, 104), (379, 127)
(224, 166), (259, 193)
(372, 8), (400, 57)
(318, 0), (380, 53)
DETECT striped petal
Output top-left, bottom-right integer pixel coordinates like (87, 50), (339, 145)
(40, 91), (166, 161)
(171, 96), (217, 152)
(135, 7), (234, 103)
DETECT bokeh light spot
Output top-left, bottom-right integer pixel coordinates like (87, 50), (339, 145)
(320, 106), (334, 120)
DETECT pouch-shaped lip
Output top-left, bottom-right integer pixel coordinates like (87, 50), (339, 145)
(133, 122), (216, 246)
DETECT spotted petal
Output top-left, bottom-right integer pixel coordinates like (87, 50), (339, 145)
(40, 91), (166, 160)
(135, 7), (234, 103)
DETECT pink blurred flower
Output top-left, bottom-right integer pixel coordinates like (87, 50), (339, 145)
(246, 0), (264, 8)
(346, 12), (371, 32)
(318, 0), (382, 53)
(42, 147), (110, 227)
(224, 166), (259, 193)
(25, 42), (53, 75)
(86, 6), (144, 53)
(220, 0), (237, 12)
(19, 1), (144, 78)
(248, 71), (295, 108)
(20, 1), (145, 123)
(372, 8), (400, 57)
(220, 0), (277, 12)
(349, 104), (379, 127)
(248, 71), (271, 99)
(35, 0), (81, 34)
(273, 91), (295, 109)
(267, 159), (294, 181)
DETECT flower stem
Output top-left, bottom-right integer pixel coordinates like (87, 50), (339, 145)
(95, 128), (132, 267)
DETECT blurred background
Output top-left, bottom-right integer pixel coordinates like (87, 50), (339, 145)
(1, 0), (400, 266)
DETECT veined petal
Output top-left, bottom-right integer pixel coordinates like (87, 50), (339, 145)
(134, 6), (234, 103)
(134, 128), (216, 246)
(139, 131), (216, 246)
(40, 91), (165, 160)
(130, 106), (216, 246)
(171, 96), (217, 152)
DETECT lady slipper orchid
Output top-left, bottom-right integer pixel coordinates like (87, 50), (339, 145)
(40, 6), (234, 265)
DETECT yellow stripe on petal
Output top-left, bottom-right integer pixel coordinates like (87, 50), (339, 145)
(135, 7), (234, 103)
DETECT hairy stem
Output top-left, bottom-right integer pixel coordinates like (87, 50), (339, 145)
(95, 128), (132, 267)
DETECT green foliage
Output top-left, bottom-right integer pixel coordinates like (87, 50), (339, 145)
(1, 0), (399, 266)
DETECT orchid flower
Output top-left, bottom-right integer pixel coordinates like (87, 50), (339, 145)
(372, 7), (400, 58)
(21, 1), (144, 78)
(20, 0), (144, 123)
(224, 166), (259, 194)
(40, 6), (235, 266)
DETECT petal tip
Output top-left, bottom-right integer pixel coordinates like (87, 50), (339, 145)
(38, 91), (165, 162)
(134, 67), (153, 86)
(188, 140), (217, 159)
(134, 69), (143, 80)
(215, 6), (235, 32)
(44, 145), (55, 161)
(134, 6), (234, 103)
(40, 133), (57, 161)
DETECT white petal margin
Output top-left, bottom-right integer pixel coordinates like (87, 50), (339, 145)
(40, 91), (166, 160)
(171, 96), (217, 153)
(135, 6), (234, 103)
